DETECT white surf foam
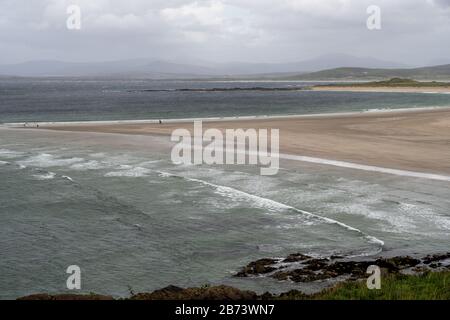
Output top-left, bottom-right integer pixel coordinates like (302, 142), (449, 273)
(159, 171), (175, 178)
(399, 202), (450, 231)
(32, 172), (56, 180)
(0, 160), (9, 166)
(105, 167), (151, 177)
(70, 160), (106, 170)
(90, 153), (106, 158)
(280, 153), (450, 182)
(17, 153), (84, 168)
(157, 171), (384, 250)
(0, 148), (24, 159)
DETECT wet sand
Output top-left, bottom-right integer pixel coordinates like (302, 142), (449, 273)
(39, 108), (450, 175)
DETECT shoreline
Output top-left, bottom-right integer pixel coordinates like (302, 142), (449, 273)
(16, 252), (450, 300)
(2, 105), (450, 128)
(20, 106), (450, 177)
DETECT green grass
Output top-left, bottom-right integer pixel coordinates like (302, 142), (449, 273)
(282, 64), (450, 81)
(320, 78), (450, 88)
(280, 272), (450, 300)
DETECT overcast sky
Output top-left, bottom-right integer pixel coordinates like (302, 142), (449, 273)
(0, 0), (449, 66)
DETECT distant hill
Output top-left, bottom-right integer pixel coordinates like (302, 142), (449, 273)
(0, 54), (407, 78)
(316, 78), (450, 88)
(3, 56), (448, 80)
(281, 64), (450, 81)
(209, 54), (407, 75)
(0, 59), (217, 78)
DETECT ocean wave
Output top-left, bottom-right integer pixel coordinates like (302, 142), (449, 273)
(62, 175), (74, 182)
(105, 167), (151, 177)
(273, 220), (318, 229)
(90, 153), (106, 158)
(159, 171), (175, 178)
(327, 201), (417, 234)
(70, 160), (106, 170)
(0, 160), (9, 166)
(17, 153), (84, 168)
(325, 192), (450, 236)
(157, 171), (385, 251)
(364, 108), (392, 113)
(399, 202), (450, 231)
(0, 148), (24, 159)
(32, 172), (56, 180)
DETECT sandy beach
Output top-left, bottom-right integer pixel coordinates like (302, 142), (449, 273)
(37, 108), (450, 175)
(312, 86), (450, 94)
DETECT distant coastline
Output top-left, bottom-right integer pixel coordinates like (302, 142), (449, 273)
(313, 78), (450, 94)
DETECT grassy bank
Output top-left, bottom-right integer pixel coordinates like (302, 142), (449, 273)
(19, 271), (450, 300)
(316, 78), (450, 88)
(280, 271), (450, 300)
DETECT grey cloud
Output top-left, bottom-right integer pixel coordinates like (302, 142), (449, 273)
(434, 0), (450, 7)
(0, 0), (449, 66)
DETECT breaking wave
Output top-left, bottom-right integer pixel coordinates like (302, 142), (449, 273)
(157, 170), (385, 254)
(17, 153), (84, 168)
(32, 172), (56, 180)
(0, 148), (24, 159)
(105, 167), (151, 177)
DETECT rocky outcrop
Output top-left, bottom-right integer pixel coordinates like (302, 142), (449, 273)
(422, 253), (450, 265)
(17, 293), (114, 300)
(19, 286), (258, 301)
(235, 253), (444, 283)
(235, 258), (279, 277)
(17, 252), (450, 301)
(130, 285), (259, 300)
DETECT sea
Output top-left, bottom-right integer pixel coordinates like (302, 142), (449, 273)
(1, 78), (450, 299)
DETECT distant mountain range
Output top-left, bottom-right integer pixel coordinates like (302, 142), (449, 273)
(206, 54), (408, 75)
(0, 54), (408, 78)
(0, 59), (214, 78)
(0, 54), (449, 80)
